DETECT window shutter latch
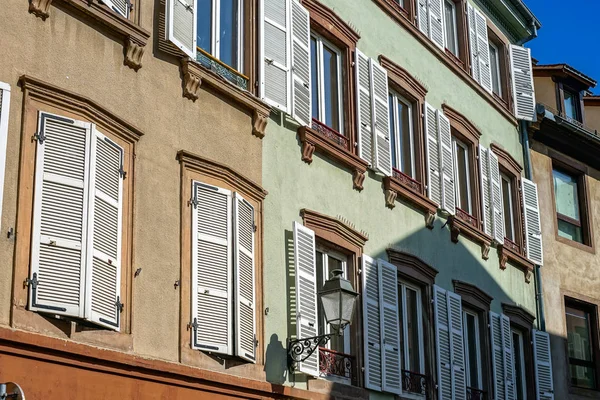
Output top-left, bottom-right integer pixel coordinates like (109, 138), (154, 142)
(189, 197), (198, 209)
(188, 317), (199, 331)
(115, 296), (124, 313)
(25, 273), (39, 289)
(33, 131), (46, 144)
(119, 166), (127, 179)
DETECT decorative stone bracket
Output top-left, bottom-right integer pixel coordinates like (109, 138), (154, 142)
(382, 176), (438, 229)
(180, 58), (271, 138)
(497, 244), (534, 282)
(447, 215), (492, 260)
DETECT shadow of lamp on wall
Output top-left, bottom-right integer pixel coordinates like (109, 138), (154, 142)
(287, 270), (359, 371)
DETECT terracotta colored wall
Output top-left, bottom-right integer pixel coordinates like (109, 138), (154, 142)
(533, 76), (557, 110)
(583, 104), (600, 132)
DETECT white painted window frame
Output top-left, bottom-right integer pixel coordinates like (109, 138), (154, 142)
(399, 280), (425, 375)
(462, 309), (483, 390)
(311, 32), (344, 134)
(452, 136), (472, 214)
(489, 40), (502, 97)
(389, 90), (416, 178)
(444, 0), (459, 57)
(512, 328), (527, 400)
(501, 172), (515, 241)
(0, 82), (10, 230)
(203, 0), (245, 72)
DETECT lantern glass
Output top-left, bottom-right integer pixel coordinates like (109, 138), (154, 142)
(318, 270), (358, 331)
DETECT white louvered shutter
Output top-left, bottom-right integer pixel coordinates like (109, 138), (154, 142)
(434, 285), (452, 400)
(479, 145), (492, 236)
(290, 0), (311, 126)
(424, 103), (441, 205)
(501, 314), (516, 400)
(437, 111), (455, 215)
(533, 329), (555, 400)
(428, 0), (445, 50)
(448, 291), (466, 400)
(166, 0), (197, 58)
(234, 193), (256, 362)
(467, 4), (479, 84)
(191, 181), (232, 354)
(0, 82), (11, 230)
(489, 150), (505, 243)
(101, 0), (129, 18)
(85, 130), (124, 330)
(522, 177), (543, 265)
(293, 221), (319, 376)
(378, 259), (402, 395)
(417, 0), (429, 36)
(510, 45), (536, 121)
(370, 59), (392, 176)
(29, 113), (91, 318)
(356, 49), (373, 164)
(490, 312), (506, 400)
(362, 255), (382, 391)
(474, 8), (492, 92)
(261, 0), (291, 112)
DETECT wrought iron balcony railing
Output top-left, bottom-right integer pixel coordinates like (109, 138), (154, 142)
(467, 386), (486, 400)
(310, 118), (349, 150)
(318, 347), (355, 384)
(402, 369), (428, 396)
(392, 168), (423, 194)
(195, 47), (249, 91)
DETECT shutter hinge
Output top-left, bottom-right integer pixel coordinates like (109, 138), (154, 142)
(116, 296), (124, 313)
(253, 224), (257, 233)
(255, 80), (259, 88)
(119, 166), (127, 179)
(33, 131), (46, 144)
(188, 317), (199, 331)
(24, 273), (39, 289)
(254, 334), (259, 348)
(188, 197), (198, 208)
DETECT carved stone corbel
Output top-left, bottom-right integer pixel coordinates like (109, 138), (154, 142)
(450, 223), (460, 243)
(499, 250), (508, 270)
(384, 189), (397, 209)
(252, 110), (269, 138)
(29, 0), (52, 19)
(425, 211), (436, 229)
(124, 38), (145, 71)
(301, 141), (315, 164)
(181, 58), (202, 101)
(482, 243), (490, 260)
(524, 269), (533, 283)
(352, 169), (366, 191)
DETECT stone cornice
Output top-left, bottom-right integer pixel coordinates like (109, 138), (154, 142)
(502, 303), (536, 328)
(490, 143), (523, 175)
(453, 280), (493, 311)
(387, 248), (438, 285)
(442, 104), (482, 140)
(301, 0), (360, 46)
(379, 55), (428, 98)
(301, 209), (368, 250)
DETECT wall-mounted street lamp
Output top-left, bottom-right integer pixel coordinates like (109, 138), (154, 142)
(287, 269), (359, 370)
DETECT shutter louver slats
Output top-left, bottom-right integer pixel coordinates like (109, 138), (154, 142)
(417, 0), (429, 36)
(437, 111), (455, 215)
(370, 59), (392, 176)
(489, 151), (505, 244)
(425, 103), (441, 205)
(428, 0), (445, 50)
(490, 312), (506, 400)
(291, 0), (311, 127)
(533, 329), (555, 400)
(356, 49), (373, 164)
(101, 0), (129, 18)
(479, 145), (492, 236)
(362, 255), (382, 391)
(166, 0), (197, 58)
(501, 314), (516, 400)
(0, 83), (10, 231)
(30, 113), (91, 318)
(448, 291), (466, 400)
(434, 285), (452, 400)
(467, 4), (479, 84)
(522, 177), (543, 265)
(378, 259), (402, 395)
(234, 193), (257, 363)
(293, 221), (319, 376)
(510, 45), (536, 121)
(191, 182), (232, 354)
(474, 9), (492, 93)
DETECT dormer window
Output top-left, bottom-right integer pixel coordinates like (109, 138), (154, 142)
(563, 88), (581, 121)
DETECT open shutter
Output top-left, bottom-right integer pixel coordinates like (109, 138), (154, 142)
(489, 150), (505, 243)
(490, 312), (506, 400)
(362, 255), (382, 391)
(29, 112), (91, 318)
(479, 145), (492, 236)
(533, 329), (555, 400)
(166, 0), (197, 58)
(417, 0), (429, 36)
(234, 193), (256, 362)
(510, 45), (536, 121)
(448, 291), (466, 400)
(293, 221), (319, 376)
(522, 177), (543, 265)
(434, 285), (452, 400)
(378, 259), (402, 394)
(85, 130), (124, 330)
(467, 4), (479, 84)
(191, 181), (232, 354)
(260, 0), (291, 113)
(101, 0), (129, 18)
(474, 8), (492, 92)
(356, 49), (373, 164)
(501, 314), (516, 400)
(428, 0), (445, 50)
(370, 59), (392, 176)
(0, 82), (10, 230)
(438, 111), (455, 215)
(424, 103), (441, 205)
(290, 0), (311, 126)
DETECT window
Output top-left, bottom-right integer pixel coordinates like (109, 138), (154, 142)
(512, 328), (527, 400)
(396, 0), (404, 7)
(311, 33), (344, 133)
(444, 0), (459, 57)
(563, 89), (581, 122)
(565, 300), (598, 389)
(388, 91), (416, 178)
(489, 41), (502, 97)
(553, 167), (585, 244)
(453, 136), (472, 214)
(501, 172), (515, 241)
(463, 310), (483, 391)
(399, 281), (425, 376)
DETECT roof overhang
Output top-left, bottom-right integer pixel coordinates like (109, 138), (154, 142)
(533, 64), (597, 90)
(473, 0), (541, 44)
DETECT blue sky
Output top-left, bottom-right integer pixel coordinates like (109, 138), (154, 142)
(525, 0), (600, 93)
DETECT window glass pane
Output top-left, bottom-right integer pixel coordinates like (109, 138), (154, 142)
(489, 44), (501, 96)
(454, 141), (471, 213)
(558, 219), (583, 243)
(219, 0), (240, 69)
(197, 0), (212, 53)
(465, 313), (480, 388)
(316, 251), (325, 337)
(553, 168), (580, 221)
(396, 0), (404, 7)
(310, 37), (319, 120)
(502, 176), (514, 241)
(564, 91), (579, 120)
(399, 99), (413, 177)
(389, 94), (397, 169)
(398, 287), (406, 370)
(566, 305), (597, 389)
(323, 45), (341, 132)
(406, 288), (420, 372)
(512, 332), (525, 400)
(444, 0), (457, 56)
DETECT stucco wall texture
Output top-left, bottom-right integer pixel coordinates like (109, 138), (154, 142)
(0, 0), (261, 367)
(262, 0), (536, 393)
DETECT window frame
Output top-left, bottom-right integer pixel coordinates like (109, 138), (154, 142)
(500, 172), (515, 241)
(463, 308), (483, 390)
(557, 82), (584, 123)
(443, 0), (459, 58)
(485, 25), (512, 109)
(452, 136), (473, 215)
(399, 279), (426, 375)
(389, 90), (416, 178)
(488, 40), (502, 98)
(511, 328), (528, 400)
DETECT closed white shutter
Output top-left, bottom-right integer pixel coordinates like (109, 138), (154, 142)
(29, 112), (91, 318)
(501, 314), (516, 400)
(489, 150), (505, 243)
(191, 181), (233, 354)
(166, 0), (197, 58)
(290, 0), (311, 126)
(260, 0), (291, 112)
(437, 111), (455, 215)
(362, 255), (382, 391)
(510, 45), (536, 121)
(490, 312), (506, 400)
(417, 0), (429, 36)
(370, 59), (392, 176)
(378, 259), (402, 394)
(479, 145), (492, 236)
(0, 82), (10, 231)
(234, 193), (256, 362)
(474, 8), (492, 92)
(101, 0), (129, 18)
(85, 130), (124, 330)
(434, 285), (452, 400)
(424, 103), (441, 205)
(467, 4), (479, 84)
(428, 0), (445, 50)
(448, 291), (466, 400)
(522, 177), (543, 265)
(293, 221), (319, 376)
(356, 49), (373, 164)
(533, 329), (555, 400)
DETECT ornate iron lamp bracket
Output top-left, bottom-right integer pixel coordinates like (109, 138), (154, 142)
(288, 334), (332, 371)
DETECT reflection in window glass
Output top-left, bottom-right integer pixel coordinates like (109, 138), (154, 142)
(566, 304), (597, 389)
(311, 38), (320, 120)
(489, 42), (502, 97)
(219, 0), (239, 69)
(564, 90), (579, 121)
(398, 282), (424, 375)
(310, 35), (343, 133)
(197, 0), (212, 53)
(453, 138), (471, 213)
(512, 330), (526, 400)
(389, 92), (415, 177)
(405, 288), (420, 371)
(502, 174), (515, 241)
(553, 168), (583, 243)
(323, 45), (340, 131)
(444, 0), (458, 56)
(463, 312), (482, 389)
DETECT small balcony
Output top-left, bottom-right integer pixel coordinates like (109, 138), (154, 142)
(310, 118), (349, 150)
(466, 386), (487, 400)
(402, 369), (428, 397)
(318, 347), (356, 385)
(195, 48), (249, 91)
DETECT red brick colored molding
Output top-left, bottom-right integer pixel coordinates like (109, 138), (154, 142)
(497, 243), (534, 282)
(301, 209), (368, 252)
(301, 0), (360, 46)
(490, 143), (523, 175)
(387, 248), (439, 286)
(379, 55), (428, 99)
(453, 280), (493, 311)
(448, 213), (492, 260)
(442, 104), (482, 141)
(382, 175), (438, 229)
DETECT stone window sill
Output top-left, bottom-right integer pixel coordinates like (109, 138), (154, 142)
(298, 120), (369, 191)
(498, 239), (534, 282)
(180, 58), (271, 138)
(448, 208), (492, 260)
(383, 169), (437, 229)
(29, 0), (150, 71)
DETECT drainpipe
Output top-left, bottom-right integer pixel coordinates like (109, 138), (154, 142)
(517, 21), (538, 46)
(520, 119), (546, 331)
